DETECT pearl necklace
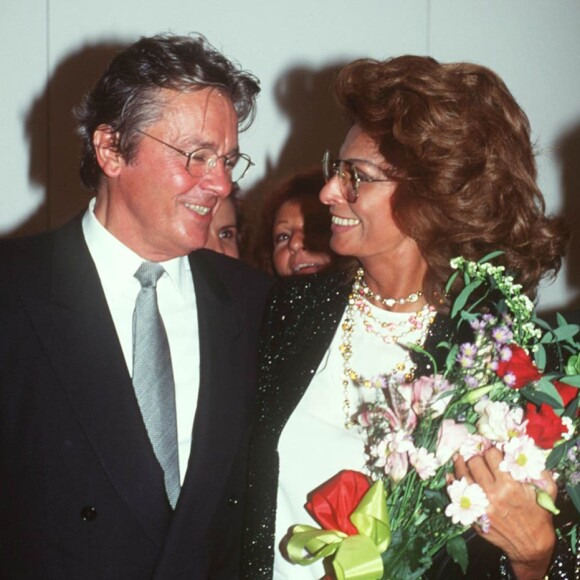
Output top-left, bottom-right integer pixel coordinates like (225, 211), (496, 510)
(340, 270), (434, 429)
(354, 293), (435, 346)
(357, 268), (423, 309)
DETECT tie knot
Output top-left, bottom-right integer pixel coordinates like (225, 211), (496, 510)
(134, 261), (165, 288)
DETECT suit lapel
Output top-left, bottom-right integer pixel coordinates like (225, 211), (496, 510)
(266, 275), (350, 424)
(186, 250), (245, 490)
(22, 218), (170, 544)
(154, 251), (248, 574)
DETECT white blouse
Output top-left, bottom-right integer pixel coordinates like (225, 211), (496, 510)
(273, 302), (427, 579)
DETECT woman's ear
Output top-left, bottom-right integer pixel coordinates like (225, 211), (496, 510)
(93, 125), (123, 177)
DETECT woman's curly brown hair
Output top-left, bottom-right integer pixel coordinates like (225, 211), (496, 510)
(334, 55), (569, 303)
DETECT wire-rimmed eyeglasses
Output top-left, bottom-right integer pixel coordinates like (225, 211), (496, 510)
(321, 150), (399, 203)
(137, 130), (254, 184)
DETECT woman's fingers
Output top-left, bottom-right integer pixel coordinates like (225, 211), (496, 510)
(451, 445), (556, 575)
(455, 448), (498, 488)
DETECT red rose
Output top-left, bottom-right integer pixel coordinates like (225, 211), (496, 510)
(553, 380), (578, 407)
(525, 402), (566, 449)
(496, 345), (541, 389)
(305, 470), (370, 536)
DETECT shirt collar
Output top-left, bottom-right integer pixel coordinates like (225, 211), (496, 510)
(82, 198), (190, 298)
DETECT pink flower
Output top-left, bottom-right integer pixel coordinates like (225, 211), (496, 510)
(374, 432), (414, 483)
(387, 451), (411, 484)
(436, 420), (470, 464)
(380, 383), (418, 433)
(445, 477), (489, 526)
(358, 405), (388, 429)
(409, 447), (439, 480)
(475, 400), (524, 442)
(411, 374), (453, 418)
(458, 434), (492, 461)
(383, 404), (418, 434)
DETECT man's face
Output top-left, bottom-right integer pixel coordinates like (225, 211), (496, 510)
(96, 87), (239, 261)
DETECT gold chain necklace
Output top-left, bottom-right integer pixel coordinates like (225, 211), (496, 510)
(340, 269), (434, 429)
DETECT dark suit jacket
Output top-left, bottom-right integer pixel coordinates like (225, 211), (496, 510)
(0, 215), (272, 580)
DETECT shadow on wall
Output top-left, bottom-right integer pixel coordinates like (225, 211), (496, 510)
(557, 121), (580, 311)
(3, 41), (126, 239)
(239, 62), (350, 256)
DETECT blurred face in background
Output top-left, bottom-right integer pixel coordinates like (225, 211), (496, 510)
(271, 197), (333, 276)
(205, 196), (239, 258)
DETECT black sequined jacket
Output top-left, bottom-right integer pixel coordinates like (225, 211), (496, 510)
(241, 272), (578, 579)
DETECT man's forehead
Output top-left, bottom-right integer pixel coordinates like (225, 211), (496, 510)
(152, 87), (238, 145)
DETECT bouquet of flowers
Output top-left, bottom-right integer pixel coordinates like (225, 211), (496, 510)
(287, 253), (580, 579)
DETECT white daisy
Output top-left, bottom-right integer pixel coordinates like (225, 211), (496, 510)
(445, 477), (490, 526)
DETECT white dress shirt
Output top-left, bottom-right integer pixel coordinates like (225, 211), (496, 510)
(82, 198), (199, 484)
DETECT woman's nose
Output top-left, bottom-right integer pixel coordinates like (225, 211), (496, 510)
(289, 230), (304, 252)
(319, 175), (345, 206)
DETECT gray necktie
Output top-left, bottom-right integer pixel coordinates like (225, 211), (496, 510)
(132, 261), (180, 509)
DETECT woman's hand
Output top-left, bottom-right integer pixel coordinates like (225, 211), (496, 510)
(454, 447), (557, 580)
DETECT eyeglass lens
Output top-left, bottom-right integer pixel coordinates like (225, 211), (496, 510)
(322, 152), (358, 203)
(186, 149), (250, 183)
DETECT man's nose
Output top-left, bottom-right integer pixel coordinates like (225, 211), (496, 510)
(203, 162), (231, 198)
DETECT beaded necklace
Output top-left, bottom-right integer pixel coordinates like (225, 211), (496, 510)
(340, 269), (435, 428)
(357, 268), (423, 308)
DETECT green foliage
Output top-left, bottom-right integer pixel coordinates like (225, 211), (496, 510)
(446, 535), (468, 574)
(381, 529), (431, 580)
(567, 483), (580, 516)
(521, 379), (564, 410)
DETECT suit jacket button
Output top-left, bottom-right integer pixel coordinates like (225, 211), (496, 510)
(80, 506), (97, 521)
(227, 496), (239, 507)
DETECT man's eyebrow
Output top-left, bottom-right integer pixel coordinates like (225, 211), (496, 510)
(182, 138), (240, 156)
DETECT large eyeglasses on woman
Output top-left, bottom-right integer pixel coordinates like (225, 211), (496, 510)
(137, 130), (254, 184)
(322, 150), (398, 203)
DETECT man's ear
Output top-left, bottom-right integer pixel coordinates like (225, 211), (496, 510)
(93, 125), (123, 177)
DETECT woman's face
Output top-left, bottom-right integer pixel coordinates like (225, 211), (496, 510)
(204, 196), (239, 258)
(271, 199), (332, 277)
(319, 124), (422, 270)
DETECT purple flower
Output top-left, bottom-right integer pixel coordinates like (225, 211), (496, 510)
(476, 514), (491, 534)
(482, 313), (497, 325)
(470, 319), (487, 331)
(499, 346), (513, 362)
(458, 343), (477, 369)
(502, 371), (517, 387)
(465, 375), (480, 389)
(492, 326), (513, 345)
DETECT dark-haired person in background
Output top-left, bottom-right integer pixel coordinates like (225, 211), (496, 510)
(206, 194), (241, 259)
(0, 33), (270, 579)
(248, 167), (351, 277)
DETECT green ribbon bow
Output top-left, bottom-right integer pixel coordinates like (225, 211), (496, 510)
(287, 480), (390, 580)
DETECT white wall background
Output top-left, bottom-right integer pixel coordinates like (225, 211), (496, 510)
(1, 0), (579, 313)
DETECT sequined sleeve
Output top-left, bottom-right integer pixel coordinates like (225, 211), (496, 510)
(498, 533), (579, 579)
